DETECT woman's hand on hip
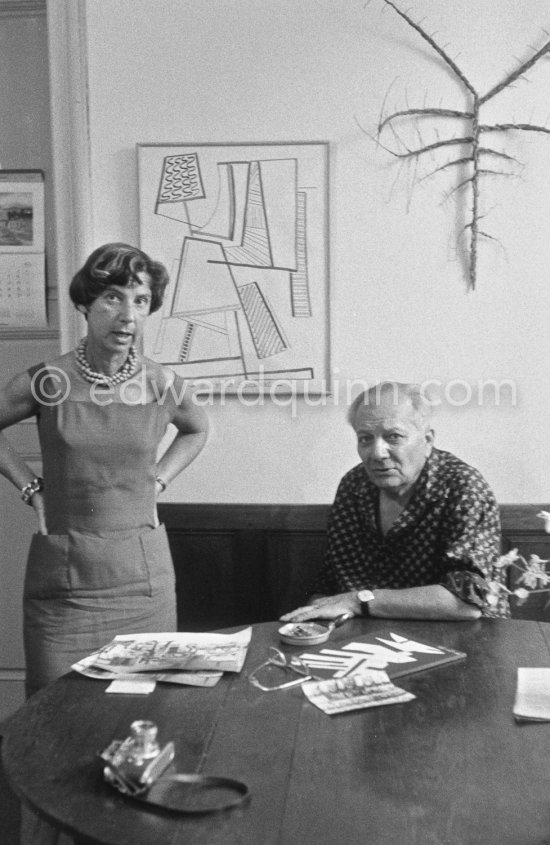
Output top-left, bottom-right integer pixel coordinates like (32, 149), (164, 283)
(31, 492), (47, 535)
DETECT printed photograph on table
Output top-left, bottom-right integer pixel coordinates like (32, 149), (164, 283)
(138, 142), (330, 393)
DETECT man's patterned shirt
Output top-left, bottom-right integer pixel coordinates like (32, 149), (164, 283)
(314, 448), (506, 615)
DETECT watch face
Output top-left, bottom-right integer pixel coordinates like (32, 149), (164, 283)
(358, 589), (374, 603)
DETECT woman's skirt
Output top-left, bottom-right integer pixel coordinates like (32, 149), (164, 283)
(23, 523), (177, 696)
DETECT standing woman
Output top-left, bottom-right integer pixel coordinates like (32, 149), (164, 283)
(0, 242), (209, 697)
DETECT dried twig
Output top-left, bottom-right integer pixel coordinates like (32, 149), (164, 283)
(371, 0), (550, 288)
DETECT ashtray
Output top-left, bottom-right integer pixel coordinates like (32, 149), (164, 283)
(278, 612), (354, 646)
(278, 621), (333, 646)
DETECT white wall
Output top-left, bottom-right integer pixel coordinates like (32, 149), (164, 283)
(80, 0), (550, 504)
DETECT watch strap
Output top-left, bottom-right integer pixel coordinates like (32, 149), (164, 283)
(357, 589), (375, 617)
(360, 599), (370, 617)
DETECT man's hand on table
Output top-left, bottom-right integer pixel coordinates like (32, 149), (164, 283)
(279, 591), (361, 622)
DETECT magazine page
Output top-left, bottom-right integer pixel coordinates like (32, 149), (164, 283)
(72, 627), (252, 678)
(297, 631), (466, 680)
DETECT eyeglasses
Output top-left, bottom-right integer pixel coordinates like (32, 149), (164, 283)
(248, 647), (318, 691)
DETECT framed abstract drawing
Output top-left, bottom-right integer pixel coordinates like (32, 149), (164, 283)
(138, 141), (330, 394)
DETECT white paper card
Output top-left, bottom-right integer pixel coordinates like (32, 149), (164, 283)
(514, 667), (550, 721)
(106, 678), (157, 695)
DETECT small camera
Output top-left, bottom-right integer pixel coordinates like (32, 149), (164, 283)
(100, 720), (175, 795)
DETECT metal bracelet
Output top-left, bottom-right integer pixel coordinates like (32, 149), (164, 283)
(21, 476), (44, 505)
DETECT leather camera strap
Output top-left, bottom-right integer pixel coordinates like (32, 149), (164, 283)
(132, 773), (250, 814)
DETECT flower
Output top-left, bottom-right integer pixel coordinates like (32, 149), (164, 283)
(489, 547), (550, 607)
(493, 548), (520, 569)
(516, 556), (550, 589)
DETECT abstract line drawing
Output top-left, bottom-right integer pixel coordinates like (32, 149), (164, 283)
(238, 281), (287, 359)
(138, 143), (329, 392)
(291, 192), (312, 317)
(157, 153), (205, 205)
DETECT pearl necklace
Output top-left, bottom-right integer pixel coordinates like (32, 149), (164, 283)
(75, 338), (138, 386)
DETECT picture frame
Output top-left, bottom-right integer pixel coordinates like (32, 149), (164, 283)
(137, 142), (330, 394)
(0, 169), (47, 330)
(0, 170), (45, 253)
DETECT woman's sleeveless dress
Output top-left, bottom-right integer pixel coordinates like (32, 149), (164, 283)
(24, 365), (178, 696)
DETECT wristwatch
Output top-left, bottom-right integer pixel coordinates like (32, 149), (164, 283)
(357, 589), (375, 617)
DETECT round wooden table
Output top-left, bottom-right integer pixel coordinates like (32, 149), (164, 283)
(4, 618), (550, 845)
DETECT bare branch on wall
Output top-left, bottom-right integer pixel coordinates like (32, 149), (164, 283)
(370, 0), (550, 289)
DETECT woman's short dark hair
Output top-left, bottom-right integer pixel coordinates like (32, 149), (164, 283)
(69, 243), (169, 314)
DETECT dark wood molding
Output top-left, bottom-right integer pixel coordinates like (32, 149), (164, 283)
(0, 1), (45, 17)
(0, 328), (58, 340)
(159, 502), (331, 532)
(159, 502), (550, 533)
(499, 504), (550, 531)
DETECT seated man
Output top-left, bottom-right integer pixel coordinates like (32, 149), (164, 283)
(281, 381), (507, 623)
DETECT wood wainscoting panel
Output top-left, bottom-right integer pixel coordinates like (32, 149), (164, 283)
(159, 504), (330, 630)
(263, 532), (328, 618)
(0, 671), (25, 730)
(159, 503), (550, 628)
(168, 529), (276, 631)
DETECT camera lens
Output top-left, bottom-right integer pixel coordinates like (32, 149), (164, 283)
(130, 720), (160, 760)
